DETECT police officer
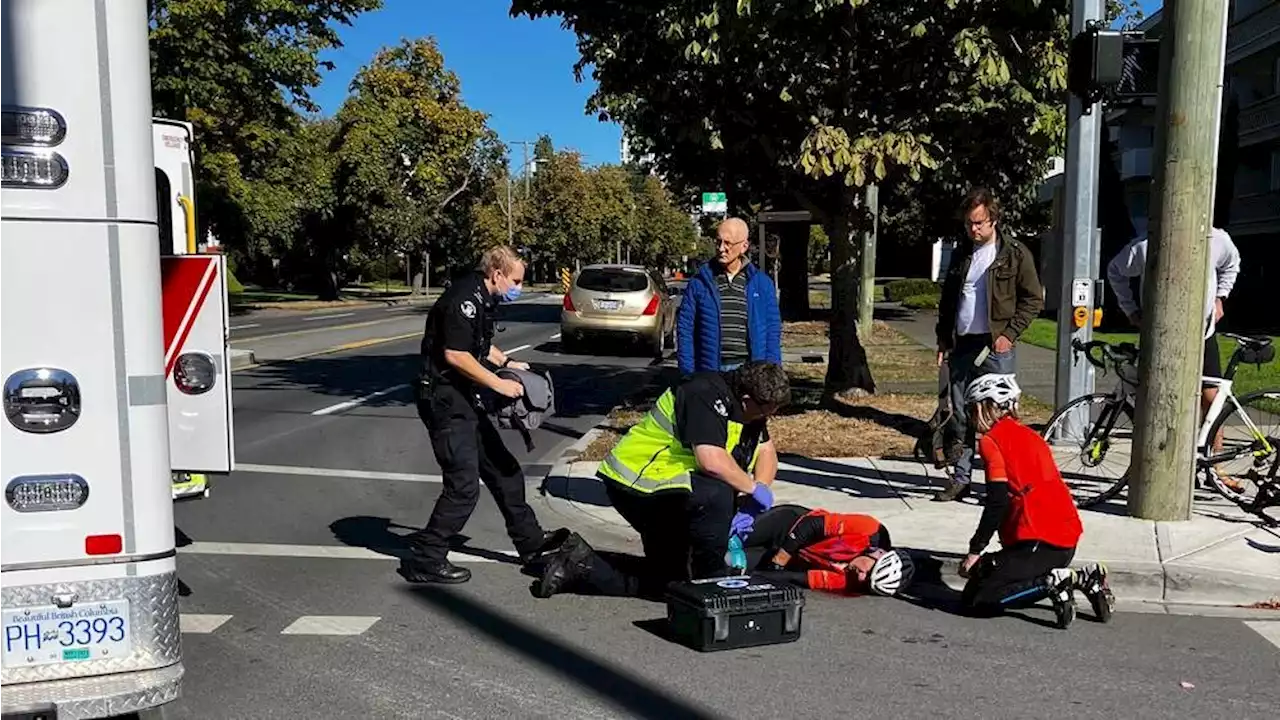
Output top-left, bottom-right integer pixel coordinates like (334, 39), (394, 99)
(532, 361), (791, 599)
(400, 245), (567, 584)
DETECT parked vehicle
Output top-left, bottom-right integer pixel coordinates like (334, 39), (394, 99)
(560, 264), (676, 357)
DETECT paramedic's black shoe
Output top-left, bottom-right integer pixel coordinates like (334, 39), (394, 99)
(519, 527), (572, 565)
(1077, 564), (1115, 623)
(1046, 568), (1076, 629)
(932, 479), (971, 503)
(398, 557), (471, 584)
(533, 533), (592, 598)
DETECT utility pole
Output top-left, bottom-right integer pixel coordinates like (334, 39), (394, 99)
(506, 171), (514, 244)
(857, 184), (879, 341)
(1129, 0), (1230, 521)
(1052, 0), (1105, 439)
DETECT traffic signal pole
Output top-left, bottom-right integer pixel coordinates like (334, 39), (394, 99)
(1128, 0), (1230, 521)
(1052, 0), (1104, 435)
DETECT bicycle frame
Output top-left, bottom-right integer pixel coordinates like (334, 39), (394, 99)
(1197, 376), (1276, 465)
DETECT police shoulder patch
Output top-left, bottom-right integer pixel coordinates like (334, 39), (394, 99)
(460, 300), (477, 319)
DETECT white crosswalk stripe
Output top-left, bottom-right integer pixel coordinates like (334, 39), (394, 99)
(1244, 620), (1280, 651)
(280, 615), (380, 636)
(180, 614), (232, 634)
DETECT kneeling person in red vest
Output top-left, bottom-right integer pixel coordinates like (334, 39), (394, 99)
(957, 374), (1115, 628)
(740, 505), (916, 597)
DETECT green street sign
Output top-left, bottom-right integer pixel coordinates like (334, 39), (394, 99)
(701, 192), (727, 213)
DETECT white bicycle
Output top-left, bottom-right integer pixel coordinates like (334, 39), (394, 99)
(1041, 333), (1279, 524)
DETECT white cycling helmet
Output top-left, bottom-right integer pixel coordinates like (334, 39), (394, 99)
(869, 549), (915, 597)
(964, 373), (1022, 408)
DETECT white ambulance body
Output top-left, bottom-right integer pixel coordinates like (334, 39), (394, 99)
(1, 0), (233, 716)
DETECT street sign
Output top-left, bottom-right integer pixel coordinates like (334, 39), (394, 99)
(701, 192), (727, 214)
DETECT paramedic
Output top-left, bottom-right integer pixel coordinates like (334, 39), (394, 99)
(741, 505), (915, 597)
(400, 245), (567, 584)
(532, 361), (790, 599)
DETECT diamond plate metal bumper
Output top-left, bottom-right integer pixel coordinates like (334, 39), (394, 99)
(1, 659), (182, 720)
(2, 570), (182, 686)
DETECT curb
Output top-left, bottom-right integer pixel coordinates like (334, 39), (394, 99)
(229, 348), (257, 371)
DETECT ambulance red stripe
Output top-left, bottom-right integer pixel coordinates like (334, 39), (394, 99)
(161, 256), (219, 377)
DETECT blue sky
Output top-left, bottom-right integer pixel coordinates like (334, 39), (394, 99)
(312, 0), (1168, 168)
(312, 0), (620, 167)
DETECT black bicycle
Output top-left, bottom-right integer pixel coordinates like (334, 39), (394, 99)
(1040, 333), (1279, 525)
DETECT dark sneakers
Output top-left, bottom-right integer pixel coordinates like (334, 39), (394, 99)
(1045, 568), (1077, 629)
(932, 478), (972, 502)
(533, 533), (594, 599)
(398, 557), (472, 584)
(1076, 563), (1115, 623)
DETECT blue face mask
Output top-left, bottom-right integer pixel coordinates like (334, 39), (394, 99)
(502, 284), (522, 302)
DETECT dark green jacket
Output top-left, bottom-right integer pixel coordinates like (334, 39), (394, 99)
(935, 230), (1044, 351)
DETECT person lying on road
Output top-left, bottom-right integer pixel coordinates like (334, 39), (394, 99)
(531, 361), (790, 600)
(737, 504), (916, 597)
(957, 373), (1114, 629)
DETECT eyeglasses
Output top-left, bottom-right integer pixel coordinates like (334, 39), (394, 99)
(966, 217), (993, 229)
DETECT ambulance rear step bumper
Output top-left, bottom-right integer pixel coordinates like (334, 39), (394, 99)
(1, 661), (182, 720)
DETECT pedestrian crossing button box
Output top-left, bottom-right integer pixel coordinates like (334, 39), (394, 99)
(664, 575), (804, 652)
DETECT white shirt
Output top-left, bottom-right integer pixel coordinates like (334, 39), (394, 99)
(1106, 227), (1241, 340)
(955, 241), (999, 336)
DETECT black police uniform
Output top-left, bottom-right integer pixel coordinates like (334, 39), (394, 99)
(402, 270), (556, 583)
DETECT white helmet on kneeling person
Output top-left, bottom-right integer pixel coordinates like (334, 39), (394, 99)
(965, 373), (1021, 432)
(868, 549), (915, 597)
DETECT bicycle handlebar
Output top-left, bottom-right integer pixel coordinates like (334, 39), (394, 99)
(1071, 338), (1139, 371)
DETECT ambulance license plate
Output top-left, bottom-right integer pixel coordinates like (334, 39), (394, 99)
(2, 600), (131, 668)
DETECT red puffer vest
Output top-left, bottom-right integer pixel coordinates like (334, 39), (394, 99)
(985, 417), (1083, 549)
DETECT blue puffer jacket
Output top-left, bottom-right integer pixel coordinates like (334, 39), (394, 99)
(676, 261), (782, 374)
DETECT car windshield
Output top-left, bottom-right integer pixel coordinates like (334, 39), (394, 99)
(576, 268), (649, 293)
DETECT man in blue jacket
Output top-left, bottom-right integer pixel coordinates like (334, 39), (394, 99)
(677, 217), (782, 373)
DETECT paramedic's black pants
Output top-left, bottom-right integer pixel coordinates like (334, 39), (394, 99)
(575, 474), (737, 600)
(410, 385), (544, 562)
(960, 541), (1075, 615)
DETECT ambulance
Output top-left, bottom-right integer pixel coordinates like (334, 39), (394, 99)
(2, 0), (234, 716)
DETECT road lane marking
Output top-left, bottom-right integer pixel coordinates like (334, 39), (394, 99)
(505, 344), (532, 354)
(178, 541), (510, 563)
(233, 462), (443, 483)
(180, 614), (232, 634)
(303, 312), (356, 322)
(310, 384), (410, 416)
(235, 316), (416, 343)
(332, 332), (419, 353)
(1245, 621), (1280, 650)
(281, 615), (380, 636)
(230, 323), (260, 330)
(231, 332), (421, 372)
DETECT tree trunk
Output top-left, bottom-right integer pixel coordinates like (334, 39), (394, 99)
(777, 223), (811, 321)
(824, 188), (876, 397)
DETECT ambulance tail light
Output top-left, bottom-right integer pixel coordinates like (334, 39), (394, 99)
(1, 107), (67, 146)
(642, 295), (660, 316)
(173, 352), (217, 395)
(1, 148), (69, 189)
(85, 534), (123, 556)
(5, 474), (89, 513)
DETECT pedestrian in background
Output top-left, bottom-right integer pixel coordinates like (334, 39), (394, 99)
(676, 217), (781, 374)
(934, 188), (1044, 503)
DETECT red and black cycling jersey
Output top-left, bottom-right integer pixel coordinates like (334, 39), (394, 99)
(744, 505), (890, 593)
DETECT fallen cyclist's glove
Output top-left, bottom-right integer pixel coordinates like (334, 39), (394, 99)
(744, 482), (774, 513)
(730, 512), (755, 539)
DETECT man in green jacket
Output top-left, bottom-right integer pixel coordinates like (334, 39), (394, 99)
(933, 188), (1044, 503)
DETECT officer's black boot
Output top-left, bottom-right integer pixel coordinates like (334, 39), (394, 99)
(533, 533), (594, 598)
(398, 556), (472, 584)
(519, 527), (572, 565)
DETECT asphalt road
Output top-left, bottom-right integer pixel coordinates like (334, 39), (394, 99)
(164, 295), (1280, 719)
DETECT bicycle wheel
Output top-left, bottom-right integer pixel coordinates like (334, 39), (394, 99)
(1041, 393), (1135, 509)
(1203, 388), (1280, 510)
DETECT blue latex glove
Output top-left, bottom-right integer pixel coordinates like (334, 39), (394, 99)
(745, 482), (774, 513)
(730, 511), (755, 539)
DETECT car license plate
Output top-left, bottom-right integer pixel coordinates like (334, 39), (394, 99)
(594, 299), (622, 311)
(2, 600), (131, 668)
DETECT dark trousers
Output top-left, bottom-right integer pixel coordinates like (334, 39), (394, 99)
(575, 474), (737, 600)
(961, 541), (1075, 615)
(411, 387), (544, 562)
(947, 333), (1017, 484)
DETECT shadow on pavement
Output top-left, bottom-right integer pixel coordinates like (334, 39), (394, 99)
(494, 302), (560, 325)
(406, 587), (718, 720)
(329, 516), (521, 564)
(777, 454), (950, 501)
(237, 351), (664, 421)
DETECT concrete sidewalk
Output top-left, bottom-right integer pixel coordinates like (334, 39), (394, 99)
(534, 453), (1280, 608)
(879, 303), (1059, 404)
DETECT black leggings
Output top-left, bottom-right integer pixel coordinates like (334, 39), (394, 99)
(961, 541), (1075, 615)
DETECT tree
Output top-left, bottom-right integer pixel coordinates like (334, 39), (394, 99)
(149, 0), (382, 263)
(512, 0), (1073, 396)
(331, 38), (493, 296)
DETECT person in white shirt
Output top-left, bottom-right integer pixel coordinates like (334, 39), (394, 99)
(1106, 227), (1242, 455)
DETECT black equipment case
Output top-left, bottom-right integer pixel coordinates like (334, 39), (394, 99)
(664, 575), (805, 652)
